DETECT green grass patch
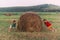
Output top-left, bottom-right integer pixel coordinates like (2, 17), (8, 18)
(0, 12), (60, 40)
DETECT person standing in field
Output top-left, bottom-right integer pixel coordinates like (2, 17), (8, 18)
(43, 19), (55, 32)
(8, 19), (16, 32)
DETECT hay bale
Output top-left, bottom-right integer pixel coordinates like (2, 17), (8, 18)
(17, 12), (43, 32)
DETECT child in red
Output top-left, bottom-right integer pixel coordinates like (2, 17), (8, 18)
(43, 19), (55, 31)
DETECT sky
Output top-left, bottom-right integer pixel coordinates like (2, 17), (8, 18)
(0, 0), (60, 7)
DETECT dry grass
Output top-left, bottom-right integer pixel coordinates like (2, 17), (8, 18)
(0, 31), (60, 40)
(0, 12), (60, 40)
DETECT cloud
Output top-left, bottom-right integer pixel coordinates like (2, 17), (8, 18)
(0, 0), (60, 7)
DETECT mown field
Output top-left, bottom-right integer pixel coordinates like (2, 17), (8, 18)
(0, 12), (60, 40)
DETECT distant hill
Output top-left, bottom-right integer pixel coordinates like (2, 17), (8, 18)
(0, 4), (60, 12)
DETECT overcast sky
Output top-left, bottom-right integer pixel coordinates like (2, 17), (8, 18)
(0, 0), (60, 7)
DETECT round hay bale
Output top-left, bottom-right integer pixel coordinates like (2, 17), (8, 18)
(17, 12), (43, 32)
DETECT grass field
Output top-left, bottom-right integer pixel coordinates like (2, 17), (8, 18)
(0, 12), (60, 40)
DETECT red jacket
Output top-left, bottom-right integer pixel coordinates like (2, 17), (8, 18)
(44, 21), (52, 27)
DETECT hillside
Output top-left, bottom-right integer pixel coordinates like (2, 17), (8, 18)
(0, 4), (60, 12)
